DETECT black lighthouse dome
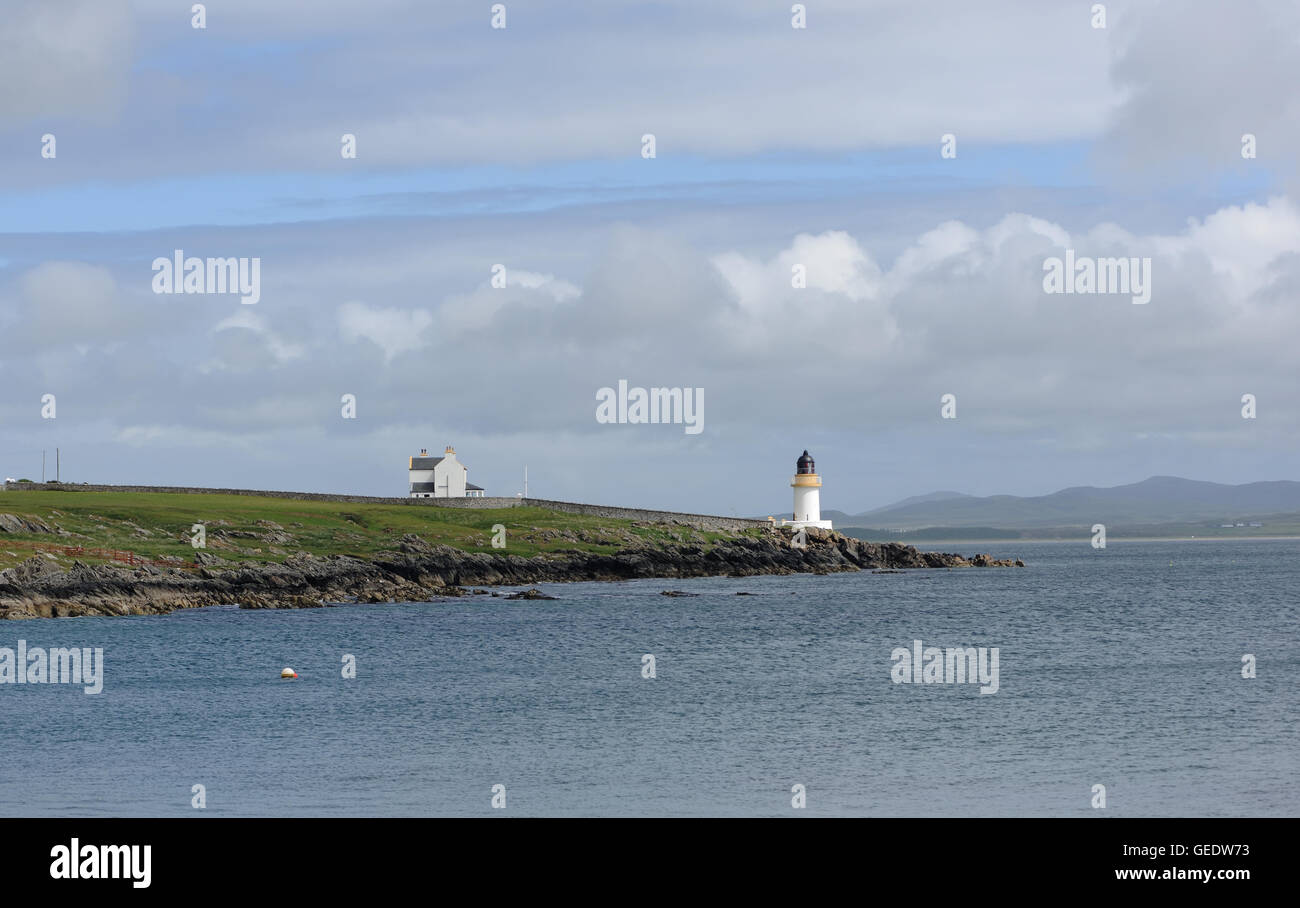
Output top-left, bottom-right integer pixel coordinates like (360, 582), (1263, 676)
(796, 450), (815, 474)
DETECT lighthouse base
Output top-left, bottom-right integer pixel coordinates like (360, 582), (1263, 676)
(782, 518), (833, 530)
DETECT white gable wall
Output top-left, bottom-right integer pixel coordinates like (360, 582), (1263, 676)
(434, 452), (467, 498)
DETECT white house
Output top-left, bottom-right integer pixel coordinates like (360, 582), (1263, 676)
(409, 446), (486, 498)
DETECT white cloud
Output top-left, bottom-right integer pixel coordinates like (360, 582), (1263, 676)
(1156, 197), (1300, 300)
(270, 0), (1116, 167)
(0, 261), (128, 352)
(337, 302), (433, 362)
(435, 269), (580, 338)
(3, 194), (1298, 507)
(712, 231), (893, 355)
(509, 270), (580, 301)
(705, 198), (1300, 428)
(1099, 0), (1300, 182)
(213, 309), (306, 365)
(1, 0), (1120, 178)
(0, 0), (132, 120)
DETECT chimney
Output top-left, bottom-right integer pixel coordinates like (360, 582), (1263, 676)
(420, 448), (428, 456)
(445, 445), (454, 455)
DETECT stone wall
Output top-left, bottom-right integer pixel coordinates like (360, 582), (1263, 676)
(2, 482), (768, 532)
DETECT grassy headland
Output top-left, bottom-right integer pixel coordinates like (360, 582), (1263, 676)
(0, 489), (750, 572)
(0, 488), (1021, 619)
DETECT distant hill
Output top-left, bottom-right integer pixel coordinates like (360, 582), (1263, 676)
(840, 525), (1023, 542)
(762, 494), (970, 525)
(760, 508), (862, 524)
(832, 476), (1300, 530)
(871, 490), (972, 510)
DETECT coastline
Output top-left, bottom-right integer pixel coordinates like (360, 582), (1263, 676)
(0, 527), (1022, 620)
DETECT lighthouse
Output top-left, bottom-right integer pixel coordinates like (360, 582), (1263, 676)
(783, 450), (833, 530)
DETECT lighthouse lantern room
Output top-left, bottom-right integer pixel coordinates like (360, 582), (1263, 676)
(782, 450), (833, 530)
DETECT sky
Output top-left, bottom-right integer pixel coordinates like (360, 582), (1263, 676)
(1, 0), (1298, 515)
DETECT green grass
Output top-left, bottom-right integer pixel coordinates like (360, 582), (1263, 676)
(0, 490), (744, 572)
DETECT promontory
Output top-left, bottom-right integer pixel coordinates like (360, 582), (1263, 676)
(0, 486), (1021, 619)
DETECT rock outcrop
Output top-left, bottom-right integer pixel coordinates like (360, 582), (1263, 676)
(0, 526), (1020, 619)
(505, 588), (558, 600)
(0, 514), (55, 534)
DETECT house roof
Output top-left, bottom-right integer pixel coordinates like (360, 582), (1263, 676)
(409, 456), (444, 470)
(466, 483), (484, 491)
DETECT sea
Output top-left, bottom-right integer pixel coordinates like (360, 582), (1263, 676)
(1, 539), (1296, 817)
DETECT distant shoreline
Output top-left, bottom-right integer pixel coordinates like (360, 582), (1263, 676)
(0, 487), (1022, 619)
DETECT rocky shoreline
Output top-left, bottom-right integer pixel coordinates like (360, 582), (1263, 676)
(0, 527), (1022, 619)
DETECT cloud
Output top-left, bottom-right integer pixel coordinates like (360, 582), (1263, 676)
(12, 195), (1299, 443)
(699, 198), (1300, 439)
(0, 0), (1119, 182)
(0, 0), (132, 121)
(269, 0), (1115, 167)
(1155, 197), (1300, 299)
(212, 309), (306, 366)
(0, 261), (125, 352)
(1098, 0), (1300, 184)
(338, 301), (433, 362)
(1, 0), (1296, 511)
(712, 230), (894, 357)
(435, 269), (580, 338)
(1, 193), (1297, 507)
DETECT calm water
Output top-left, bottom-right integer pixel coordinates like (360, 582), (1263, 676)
(1, 539), (1296, 817)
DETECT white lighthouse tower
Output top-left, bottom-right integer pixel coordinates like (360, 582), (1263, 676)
(783, 450), (833, 530)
